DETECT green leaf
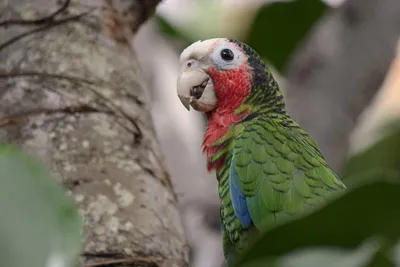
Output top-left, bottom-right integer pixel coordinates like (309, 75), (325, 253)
(237, 179), (400, 266)
(241, 240), (385, 267)
(155, 0), (228, 47)
(341, 121), (400, 185)
(0, 144), (82, 267)
(246, 0), (327, 72)
(155, 15), (193, 48)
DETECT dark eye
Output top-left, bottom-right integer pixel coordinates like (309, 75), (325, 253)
(220, 49), (234, 61)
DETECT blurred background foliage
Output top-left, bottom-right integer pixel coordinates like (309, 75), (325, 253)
(157, 0), (328, 73)
(2, 0), (400, 266)
(0, 145), (82, 267)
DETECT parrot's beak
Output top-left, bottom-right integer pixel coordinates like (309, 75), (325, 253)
(177, 66), (217, 112)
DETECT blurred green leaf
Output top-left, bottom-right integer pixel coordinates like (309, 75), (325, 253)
(155, 15), (193, 48)
(237, 122), (400, 266)
(0, 144), (82, 267)
(341, 121), (400, 184)
(156, 0), (228, 48)
(241, 240), (386, 267)
(236, 179), (400, 266)
(246, 0), (327, 72)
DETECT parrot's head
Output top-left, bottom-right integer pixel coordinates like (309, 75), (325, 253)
(177, 38), (283, 117)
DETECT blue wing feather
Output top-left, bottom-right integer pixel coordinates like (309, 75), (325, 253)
(229, 158), (252, 228)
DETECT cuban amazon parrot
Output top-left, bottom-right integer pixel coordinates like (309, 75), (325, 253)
(176, 38), (346, 266)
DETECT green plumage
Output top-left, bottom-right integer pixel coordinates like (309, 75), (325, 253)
(210, 39), (347, 266)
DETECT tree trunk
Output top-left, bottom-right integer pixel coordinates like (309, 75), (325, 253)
(0, 1), (188, 266)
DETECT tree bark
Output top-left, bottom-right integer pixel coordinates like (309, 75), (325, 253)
(284, 0), (400, 172)
(0, 1), (188, 266)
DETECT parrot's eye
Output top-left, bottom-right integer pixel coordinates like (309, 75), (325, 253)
(211, 43), (241, 69)
(220, 49), (234, 61)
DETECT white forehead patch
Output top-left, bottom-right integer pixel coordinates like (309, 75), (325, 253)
(179, 38), (247, 70)
(179, 38), (224, 64)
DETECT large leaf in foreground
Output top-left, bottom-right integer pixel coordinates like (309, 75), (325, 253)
(0, 144), (82, 267)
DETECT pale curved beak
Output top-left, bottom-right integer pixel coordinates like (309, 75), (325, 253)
(178, 95), (191, 111)
(177, 68), (217, 112)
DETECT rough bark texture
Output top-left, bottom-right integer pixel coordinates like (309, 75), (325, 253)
(285, 0), (400, 171)
(0, 1), (188, 266)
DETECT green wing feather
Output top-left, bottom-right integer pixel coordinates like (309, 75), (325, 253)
(231, 114), (346, 231)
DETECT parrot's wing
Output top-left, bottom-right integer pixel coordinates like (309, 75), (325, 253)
(229, 117), (346, 231)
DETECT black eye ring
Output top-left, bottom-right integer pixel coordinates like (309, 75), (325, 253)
(220, 48), (234, 61)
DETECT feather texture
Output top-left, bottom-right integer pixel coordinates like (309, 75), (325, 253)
(216, 114), (346, 265)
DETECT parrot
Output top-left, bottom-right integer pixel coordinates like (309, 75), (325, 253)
(176, 38), (346, 266)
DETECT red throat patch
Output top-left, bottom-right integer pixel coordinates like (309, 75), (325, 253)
(202, 65), (252, 172)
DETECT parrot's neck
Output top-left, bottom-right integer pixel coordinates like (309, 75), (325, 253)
(202, 110), (246, 172)
(202, 65), (286, 173)
(202, 66), (252, 172)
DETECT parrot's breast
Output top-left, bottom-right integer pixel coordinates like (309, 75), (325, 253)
(202, 109), (248, 172)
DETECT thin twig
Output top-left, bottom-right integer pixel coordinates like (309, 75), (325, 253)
(0, 105), (111, 127)
(0, 10), (93, 51)
(0, 71), (96, 85)
(0, 0), (71, 27)
(0, 118), (15, 127)
(84, 256), (162, 267)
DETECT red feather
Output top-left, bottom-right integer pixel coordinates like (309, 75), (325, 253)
(202, 64), (251, 172)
